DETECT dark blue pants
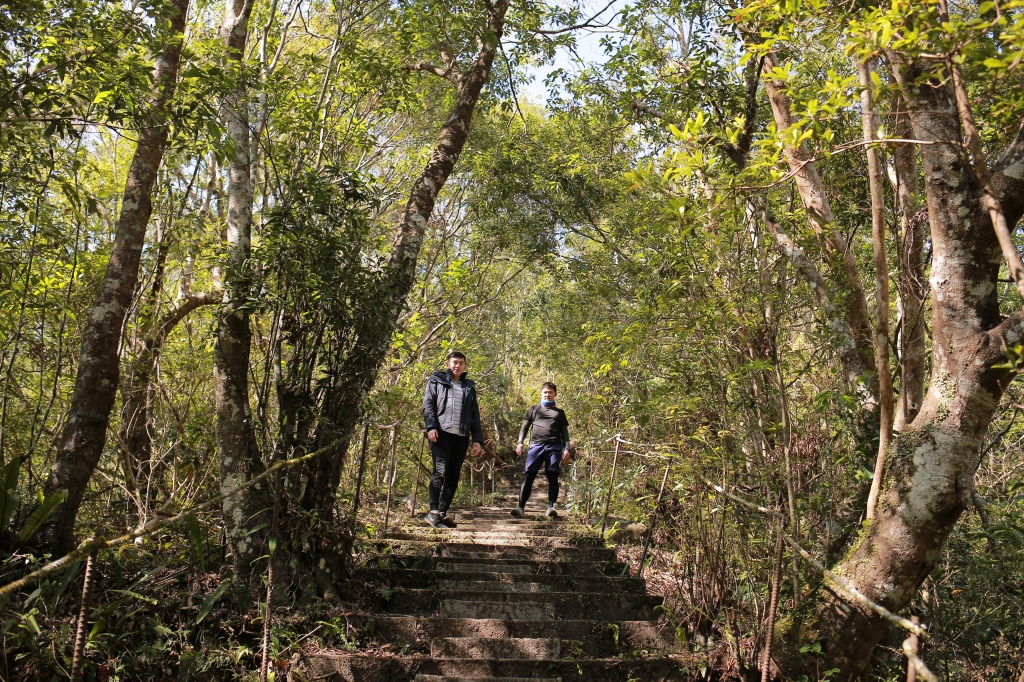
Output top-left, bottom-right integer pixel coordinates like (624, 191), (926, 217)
(518, 443), (562, 508)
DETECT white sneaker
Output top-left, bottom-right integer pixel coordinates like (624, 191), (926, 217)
(546, 506), (558, 518)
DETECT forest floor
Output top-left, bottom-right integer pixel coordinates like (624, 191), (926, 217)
(295, 488), (701, 681)
(5, 479), (748, 681)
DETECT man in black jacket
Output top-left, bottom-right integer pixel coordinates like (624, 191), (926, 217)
(511, 381), (570, 519)
(422, 351), (483, 528)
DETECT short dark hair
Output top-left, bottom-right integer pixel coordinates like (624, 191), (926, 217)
(448, 351), (467, 361)
(541, 381), (557, 395)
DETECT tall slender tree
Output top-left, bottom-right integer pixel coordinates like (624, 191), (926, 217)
(214, 0), (268, 580)
(299, 0), (511, 529)
(33, 0), (192, 554)
(775, 50), (1024, 682)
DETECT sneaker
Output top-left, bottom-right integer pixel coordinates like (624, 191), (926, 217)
(510, 507), (525, 518)
(425, 511), (444, 528)
(546, 505), (558, 518)
(439, 512), (456, 528)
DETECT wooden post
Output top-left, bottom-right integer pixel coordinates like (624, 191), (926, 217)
(600, 437), (621, 535)
(383, 423), (400, 534)
(637, 456), (672, 577)
(70, 551), (98, 682)
(412, 433), (425, 517)
(586, 440), (595, 517)
(906, 615), (921, 682)
(260, 468), (283, 682)
(350, 422), (371, 540)
(761, 520), (786, 682)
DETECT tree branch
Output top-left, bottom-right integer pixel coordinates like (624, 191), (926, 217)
(508, 0), (619, 35)
(150, 292), (220, 349)
(403, 61), (458, 82)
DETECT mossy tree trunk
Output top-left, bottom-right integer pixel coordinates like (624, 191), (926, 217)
(32, 0), (191, 555)
(774, 59), (1024, 681)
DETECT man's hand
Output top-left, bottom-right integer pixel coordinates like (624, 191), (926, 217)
(427, 429), (438, 443)
(516, 443), (524, 456)
(471, 442), (482, 457)
(562, 449), (571, 463)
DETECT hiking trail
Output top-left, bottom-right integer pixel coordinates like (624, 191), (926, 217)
(296, 480), (692, 681)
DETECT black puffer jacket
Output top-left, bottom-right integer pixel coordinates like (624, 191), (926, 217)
(422, 370), (484, 444)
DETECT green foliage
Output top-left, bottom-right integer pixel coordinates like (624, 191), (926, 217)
(0, 460), (21, 533)
(196, 579), (230, 624)
(3, 0), (1024, 677)
(18, 490), (67, 544)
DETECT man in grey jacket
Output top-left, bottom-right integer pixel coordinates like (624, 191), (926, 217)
(422, 351), (484, 527)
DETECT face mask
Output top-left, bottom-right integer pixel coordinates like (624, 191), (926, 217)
(541, 399), (555, 407)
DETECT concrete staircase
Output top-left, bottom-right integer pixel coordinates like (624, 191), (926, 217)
(297, 488), (692, 681)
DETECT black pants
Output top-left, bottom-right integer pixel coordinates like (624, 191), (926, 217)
(429, 430), (470, 513)
(518, 471), (559, 508)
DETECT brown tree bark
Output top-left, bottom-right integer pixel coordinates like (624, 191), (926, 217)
(33, 0), (191, 554)
(858, 58), (895, 521)
(119, 292), (218, 500)
(298, 0), (510, 526)
(762, 214), (870, 394)
(890, 99), (927, 432)
(773, 58), (1024, 680)
(214, 0), (268, 582)
(761, 53), (878, 400)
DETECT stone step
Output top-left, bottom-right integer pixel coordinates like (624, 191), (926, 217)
(359, 554), (625, 576)
(382, 531), (589, 547)
(302, 653), (693, 681)
(383, 589), (663, 620)
(429, 637), (560, 660)
(436, 544), (614, 562)
(358, 567), (644, 592)
(440, 574), (643, 593)
(453, 511), (561, 520)
(416, 677), (559, 682)
(372, 540), (610, 561)
(437, 562), (534, 574)
(369, 539), (614, 562)
(436, 558), (627, 576)
(397, 525), (575, 536)
(440, 599), (555, 620)
(368, 616), (683, 657)
(438, 580), (551, 593)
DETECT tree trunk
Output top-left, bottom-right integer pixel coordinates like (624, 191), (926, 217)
(119, 293), (219, 507)
(215, 0), (268, 583)
(33, 0), (191, 555)
(858, 58), (895, 521)
(761, 53), (877, 400)
(298, 0), (510, 525)
(762, 214), (871, 398)
(773, 61), (1024, 681)
(890, 101), (927, 431)
(118, 217), (172, 494)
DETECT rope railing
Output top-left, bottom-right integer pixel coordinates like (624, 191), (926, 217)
(698, 474), (930, 640)
(580, 432), (938, 680)
(0, 437), (344, 601)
